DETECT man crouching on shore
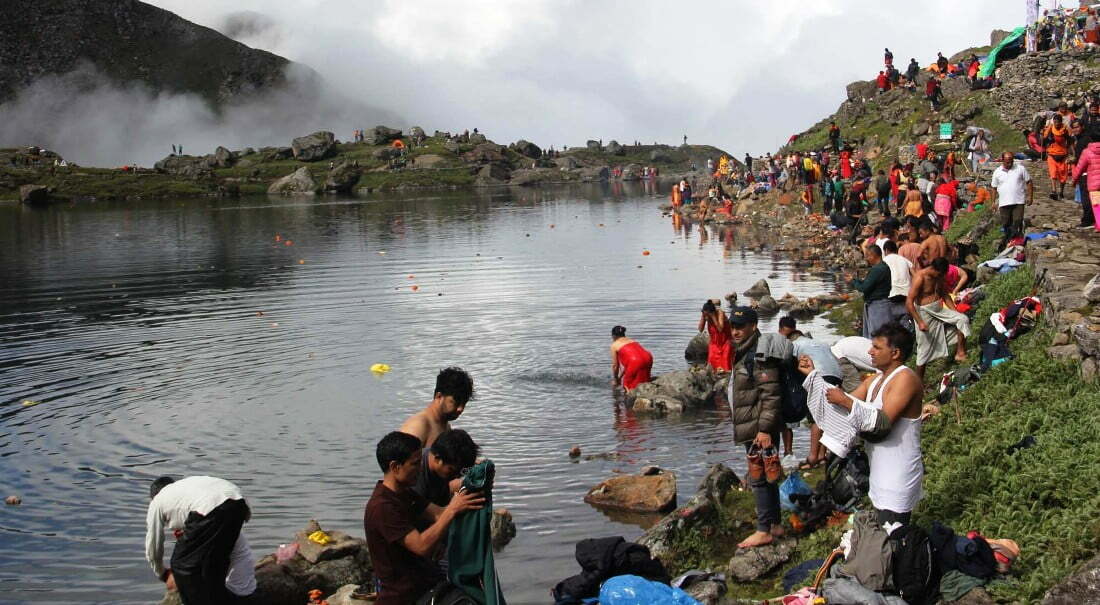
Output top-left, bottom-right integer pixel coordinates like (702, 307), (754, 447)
(365, 431), (484, 604)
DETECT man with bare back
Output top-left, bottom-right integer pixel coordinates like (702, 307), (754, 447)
(399, 367), (474, 447)
(906, 258), (970, 381)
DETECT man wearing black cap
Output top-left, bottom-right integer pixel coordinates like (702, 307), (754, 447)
(726, 307), (785, 548)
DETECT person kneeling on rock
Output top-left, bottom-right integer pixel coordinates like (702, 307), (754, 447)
(365, 432), (484, 604)
(725, 307), (786, 548)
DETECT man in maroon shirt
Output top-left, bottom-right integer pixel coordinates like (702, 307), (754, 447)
(364, 431), (484, 604)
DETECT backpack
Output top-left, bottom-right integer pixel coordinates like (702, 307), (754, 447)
(825, 448), (869, 512)
(778, 357), (809, 424)
(890, 525), (939, 605)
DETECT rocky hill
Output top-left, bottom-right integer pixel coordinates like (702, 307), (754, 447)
(783, 31), (1100, 168)
(0, 0), (296, 107)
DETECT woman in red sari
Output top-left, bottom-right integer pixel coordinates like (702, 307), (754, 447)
(698, 300), (733, 372)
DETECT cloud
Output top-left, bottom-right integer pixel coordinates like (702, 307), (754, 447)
(1, 1), (1025, 164)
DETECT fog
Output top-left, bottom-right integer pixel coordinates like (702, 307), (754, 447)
(1, 1), (1028, 166)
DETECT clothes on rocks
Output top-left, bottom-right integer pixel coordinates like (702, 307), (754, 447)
(939, 569), (987, 602)
(914, 300), (972, 366)
(838, 511), (894, 591)
(929, 522), (998, 580)
(821, 578), (909, 605)
(551, 537), (669, 604)
(447, 460), (505, 605)
(365, 481), (441, 605)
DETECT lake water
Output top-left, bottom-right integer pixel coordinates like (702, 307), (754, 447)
(0, 182), (841, 604)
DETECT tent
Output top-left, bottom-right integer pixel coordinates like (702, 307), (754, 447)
(978, 26), (1026, 78)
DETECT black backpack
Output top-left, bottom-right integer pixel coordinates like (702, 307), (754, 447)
(890, 524), (939, 605)
(778, 357), (808, 424)
(826, 448), (870, 512)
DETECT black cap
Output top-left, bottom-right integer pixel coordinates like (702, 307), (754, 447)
(729, 306), (758, 326)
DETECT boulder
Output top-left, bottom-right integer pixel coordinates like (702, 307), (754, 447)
(477, 163), (511, 184)
(469, 133), (487, 144)
(262, 147), (294, 161)
(214, 146), (234, 168)
(744, 279), (771, 298)
(621, 163), (644, 180)
(19, 184), (51, 204)
(555, 156), (581, 170)
(586, 140), (602, 151)
(683, 579), (726, 605)
(1074, 322), (1100, 358)
(372, 147), (400, 161)
(409, 126), (426, 139)
(464, 143), (507, 164)
(490, 508), (516, 550)
(631, 395), (685, 416)
(991, 29), (1012, 47)
(1085, 274), (1100, 304)
(650, 150), (673, 163)
(846, 80), (877, 102)
(154, 154), (214, 178)
(697, 463), (740, 506)
(512, 139), (542, 159)
(291, 131), (336, 162)
(685, 332), (709, 365)
(325, 584), (362, 605)
(584, 467), (676, 513)
(1043, 552), (1100, 604)
(268, 167), (318, 195)
(443, 140), (461, 153)
(606, 140), (624, 155)
(911, 122), (930, 136)
(727, 538), (796, 582)
(756, 295), (780, 314)
(325, 161), (362, 193)
(580, 166), (610, 181)
(364, 125), (402, 146)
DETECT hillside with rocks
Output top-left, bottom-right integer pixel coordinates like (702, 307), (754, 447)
(0, 0), (297, 107)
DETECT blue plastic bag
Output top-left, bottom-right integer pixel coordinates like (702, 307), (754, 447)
(598, 575), (702, 605)
(779, 473), (813, 512)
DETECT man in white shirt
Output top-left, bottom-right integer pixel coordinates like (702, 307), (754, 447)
(990, 152), (1034, 250)
(145, 476), (254, 604)
(881, 239), (914, 325)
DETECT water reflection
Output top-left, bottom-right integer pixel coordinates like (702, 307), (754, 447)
(0, 183), (841, 603)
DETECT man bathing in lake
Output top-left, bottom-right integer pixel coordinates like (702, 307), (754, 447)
(399, 367), (474, 447)
(610, 325), (653, 390)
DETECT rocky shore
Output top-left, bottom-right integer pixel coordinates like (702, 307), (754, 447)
(0, 131), (732, 203)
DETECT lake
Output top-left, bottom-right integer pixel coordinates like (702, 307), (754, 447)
(0, 182), (840, 603)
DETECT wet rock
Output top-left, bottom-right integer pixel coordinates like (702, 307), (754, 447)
(569, 446), (582, 458)
(606, 140), (624, 155)
(631, 392), (685, 416)
(325, 584), (362, 605)
(744, 279), (771, 298)
(294, 520), (363, 564)
(697, 464), (739, 505)
(19, 184), (52, 204)
(1085, 274), (1100, 304)
(727, 538), (796, 582)
(490, 508), (516, 550)
(684, 579), (726, 605)
(685, 332), (709, 365)
(291, 131), (336, 162)
(584, 467), (677, 513)
(511, 139), (542, 159)
(268, 167), (318, 195)
(324, 161), (361, 193)
(1043, 552), (1100, 604)
(364, 125), (402, 146)
(756, 295), (780, 315)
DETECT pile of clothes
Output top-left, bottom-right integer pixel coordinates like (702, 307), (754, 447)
(551, 537), (673, 604)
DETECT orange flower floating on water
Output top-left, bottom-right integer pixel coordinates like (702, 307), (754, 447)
(411, 285), (419, 291)
(408, 275), (415, 279)
(642, 250), (651, 256)
(284, 240), (293, 246)
(299, 259), (305, 265)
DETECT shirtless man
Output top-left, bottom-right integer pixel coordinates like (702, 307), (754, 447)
(917, 220), (947, 267)
(906, 258), (970, 381)
(610, 325), (654, 390)
(399, 367), (474, 448)
(803, 323), (924, 525)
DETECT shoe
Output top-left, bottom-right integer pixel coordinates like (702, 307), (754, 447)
(747, 447), (764, 482)
(763, 448), (783, 483)
(1076, 224), (1096, 231)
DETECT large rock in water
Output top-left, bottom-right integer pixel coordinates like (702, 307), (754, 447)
(638, 464), (746, 565)
(291, 131), (335, 161)
(631, 366), (718, 416)
(490, 508), (517, 550)
(685, 332), (709, 365)
(19, 184), (51, 204)
(364, 125), (402, 146)
(268, 167), (318, 195)
(584, 466), (676, 513)
(1043, 552), (1100, 604)
(744, 279), (771, 298)
(325, 161), (361, 193)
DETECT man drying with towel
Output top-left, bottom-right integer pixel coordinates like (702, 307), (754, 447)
(907, 257), (971, 381)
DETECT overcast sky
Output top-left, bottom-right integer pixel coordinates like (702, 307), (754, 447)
(6, 1), (1037, 164)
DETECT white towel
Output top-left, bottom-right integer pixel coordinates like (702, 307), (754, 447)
(803, 370), (881, 457)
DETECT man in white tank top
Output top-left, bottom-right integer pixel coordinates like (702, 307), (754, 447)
(802, 323), (925, 525)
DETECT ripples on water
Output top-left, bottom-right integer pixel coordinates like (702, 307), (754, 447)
(0, 183), (842, 603)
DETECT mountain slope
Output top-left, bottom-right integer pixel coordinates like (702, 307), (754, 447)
(0, 0), (294, 106)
